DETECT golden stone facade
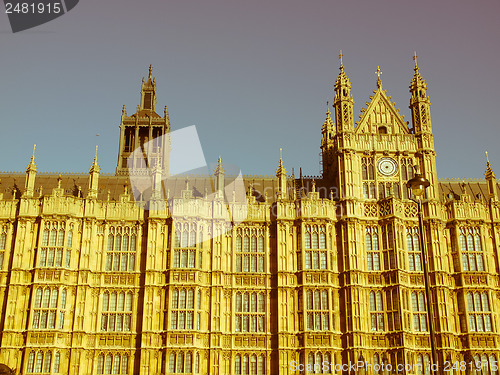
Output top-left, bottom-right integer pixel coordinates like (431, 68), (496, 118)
(0, 59), (499, 375)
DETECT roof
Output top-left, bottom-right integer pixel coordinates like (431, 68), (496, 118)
(0, 172), (498, 204)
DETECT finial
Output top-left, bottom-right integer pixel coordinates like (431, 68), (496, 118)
(339, 50), (343, 68)
(486, 151), (490, 165)
(312, 179), (316, 193)
(413, 51), (419, 71)
(122, 105), (126, 115)
(27, 143), (37, 172)
(376, 66), (383, 88)
(149, 64), (153, 79)
(57, 174), (62, 189)
(94, 145), (98, 162)
(326, 100), (331, 116)
(215, 156), (224, 175)
(124, 184), (128, 195)
(280, 148), (283, 161)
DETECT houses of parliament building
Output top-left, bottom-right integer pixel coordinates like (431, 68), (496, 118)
(0, 57), (499, 375)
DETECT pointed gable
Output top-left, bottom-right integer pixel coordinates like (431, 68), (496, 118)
(355, 87), (410, 135)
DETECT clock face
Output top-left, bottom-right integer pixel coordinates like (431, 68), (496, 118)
(377, 157), (398, 177)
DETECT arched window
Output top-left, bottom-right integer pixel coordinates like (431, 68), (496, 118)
(186, 352), (193, 373)
(366, 228), (381, 271)
(235, 355), (241, 375)
(169, 353), (176, 374)
(105, 354), (112, 374)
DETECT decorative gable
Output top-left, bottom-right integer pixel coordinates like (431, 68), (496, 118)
(355, 88), (410, 135)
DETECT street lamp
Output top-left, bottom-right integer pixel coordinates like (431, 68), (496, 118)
(407, 172), (439, 374)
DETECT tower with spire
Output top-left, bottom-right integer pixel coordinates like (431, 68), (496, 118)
(88, 145), (100, 199)
(409, 52), (438, 199)
(333, 50), (354, 134)
(116, 65), (171, 176)
(321, 101), (336, 181)
(23, 144), (37, 198)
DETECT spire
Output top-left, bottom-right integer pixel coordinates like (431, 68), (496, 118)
(26, 144), (37, 173)
(485, 151), (497, 200)
(24, 144), (37, 197)
(276, 149), (287, 199)
(140, 64), (156, 111)
(335, 50), (351, 89)
(276, 148), (286, 176)
(410, 52), (427, 95)
(88, 146), (100, 199)
(334, 50), (354, 133)
(375, 66), (383, 89)
(215, 155), (225, 175)
(89, 145), (100, 174)
(322, 100), (335, 132)
(214, 156), (225, 197)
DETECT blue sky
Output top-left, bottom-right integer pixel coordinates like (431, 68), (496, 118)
(1, 0), (499, 179)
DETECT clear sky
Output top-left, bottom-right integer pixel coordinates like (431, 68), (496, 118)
(1, 0), (499, 179)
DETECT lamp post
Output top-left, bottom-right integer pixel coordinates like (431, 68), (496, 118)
(407, 173), (439, 374)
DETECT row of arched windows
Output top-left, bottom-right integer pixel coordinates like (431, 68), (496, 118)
(106, 228), (137, 272)
(235, 292), (265, 333)
(460, 228), (485, 272)
(467, 292), (492, 332)
(169, 352), (200, 373)
(304, 225), (327, 249)
(32, 287), (67, 330)
(236, 228), (265, 253)
(174, 223), (203, 248)
(171, 289), (200, 330)
(306, 290), (330, 331)
(26, 351), (60, 373)
(236, 228), (265, 273)
(101, 291), (133, 332)
(40, 222), (73, 268)
(234, 354), (265, 375)
(305, 352), (332, 374)
(97, 353), (129, 374)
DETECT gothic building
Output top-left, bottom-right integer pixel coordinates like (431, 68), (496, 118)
(0, 57), (499, 375)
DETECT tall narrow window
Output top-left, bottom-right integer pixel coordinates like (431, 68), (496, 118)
(101, 291), (133, 332)
(412, 292), (427, 331)
(0, 225), (7, 269)
(306, 289), (329, 331)
(304, 225), (327, 270)
(236, 228), (265, 273)
(460, 228), (485, 272)
(370, 291), (384, 331)
(467, 291), (493, 332)
(366, 227), (381, 271)
(362, 157), (375, 199)
(235, 292), (265, 333)
(106, 227), (137, 272)
(407, 228), (421, 271)
(171, 288), (196, 330)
